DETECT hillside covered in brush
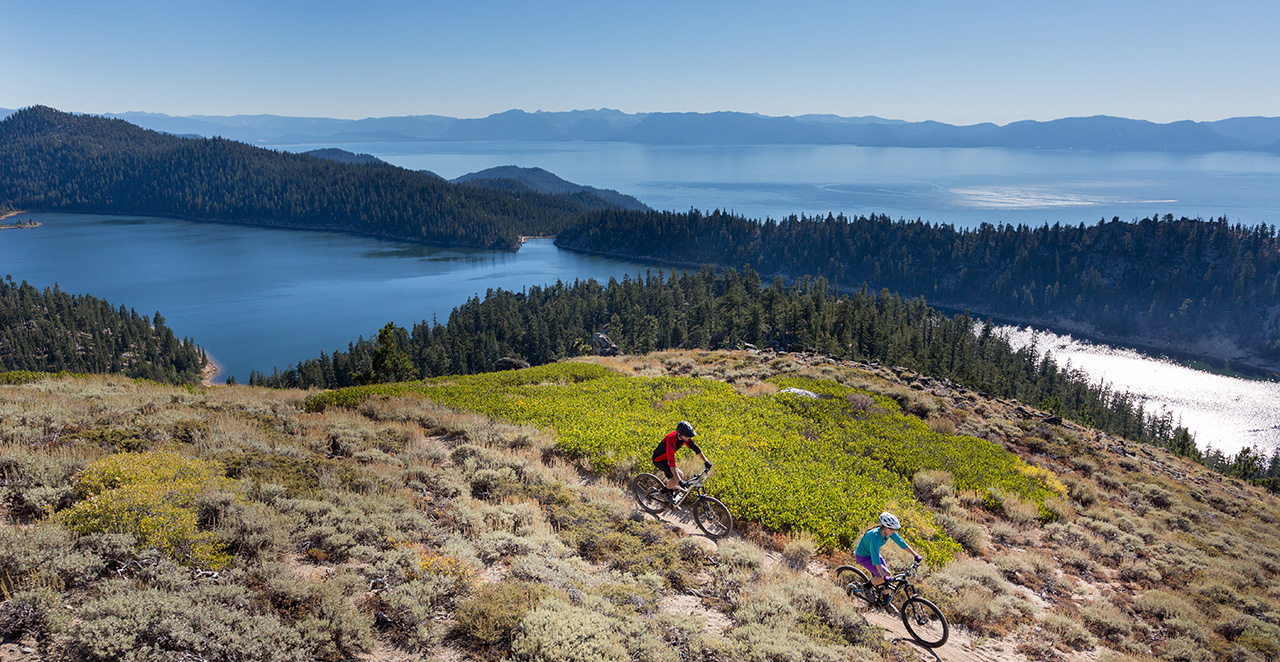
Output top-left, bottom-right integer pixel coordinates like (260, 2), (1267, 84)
(2, 354), (1278, 662)
(0, 107), (627, 250)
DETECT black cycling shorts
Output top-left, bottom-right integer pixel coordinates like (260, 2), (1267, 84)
(653, 459), (675, 480)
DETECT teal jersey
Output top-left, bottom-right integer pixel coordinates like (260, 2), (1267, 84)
(854, 526), (907, 562)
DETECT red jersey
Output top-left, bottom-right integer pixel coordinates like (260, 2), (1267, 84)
(652, 430), (701, 463)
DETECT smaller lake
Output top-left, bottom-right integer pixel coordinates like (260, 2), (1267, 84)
(999, 326), (1280, 456)
(0, 213), (654, 382)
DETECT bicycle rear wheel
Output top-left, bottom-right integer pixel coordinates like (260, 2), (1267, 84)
(901, 596), (948, 648)
(692, 496), (733, 538)
(834, 565), (876, 608)
(632, 474), (667, 514)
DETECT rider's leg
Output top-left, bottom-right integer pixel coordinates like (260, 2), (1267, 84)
(871, 561), (891, 602)
(672, 464), (686, 489)
(655, 461), (678, 491)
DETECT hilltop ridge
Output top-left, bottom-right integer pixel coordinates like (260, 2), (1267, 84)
(2, 352), (1277, 661)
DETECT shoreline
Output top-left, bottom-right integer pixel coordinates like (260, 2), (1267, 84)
(0, 210), (40, 229)
(553, 243), (1280, 380)
(200, 353), (225, 387)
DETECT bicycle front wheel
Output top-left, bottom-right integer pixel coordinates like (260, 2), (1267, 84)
(693, 496), (733, 538)
(901, 596), (948, 648)
(632, 474), (667, 514)
(834, 565), (876, 608)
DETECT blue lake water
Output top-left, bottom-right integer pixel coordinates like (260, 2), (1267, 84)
(272, 141), (1280, 229)
(3, 142), (1279, 454)
(0, 213), (653, 383)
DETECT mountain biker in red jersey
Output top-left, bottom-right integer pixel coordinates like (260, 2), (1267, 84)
(855, 512), (923, 602)
(652, 420), (711, 502)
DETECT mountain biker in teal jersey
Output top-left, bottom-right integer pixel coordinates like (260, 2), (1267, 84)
(855, 512), (923, 600)
(652, 421), (711, 503)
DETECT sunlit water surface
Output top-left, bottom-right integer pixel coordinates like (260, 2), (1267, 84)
(998, 326), (1280, 456)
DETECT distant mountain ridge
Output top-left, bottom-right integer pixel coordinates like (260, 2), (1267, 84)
(60, 107), (1280, 152)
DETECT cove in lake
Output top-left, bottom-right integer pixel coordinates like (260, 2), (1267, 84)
(0, 213), (653, 384)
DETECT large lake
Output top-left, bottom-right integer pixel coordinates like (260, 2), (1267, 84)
(272, 140), (1280, 229)
(4, 142), (1279, 454)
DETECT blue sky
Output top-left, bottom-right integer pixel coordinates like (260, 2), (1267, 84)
(2, 0), (1275, 124)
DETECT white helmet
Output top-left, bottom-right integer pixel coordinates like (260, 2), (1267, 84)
(879, 512), (902, 530)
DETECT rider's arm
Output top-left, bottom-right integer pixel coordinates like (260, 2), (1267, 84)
(686, 439), (711, 468)
(891, 532), (924, 562)
(900, 538), (924, 562)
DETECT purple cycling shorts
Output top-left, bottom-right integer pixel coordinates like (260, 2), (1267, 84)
(855, 555), (886, 577)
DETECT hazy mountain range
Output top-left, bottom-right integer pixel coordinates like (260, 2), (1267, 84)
(3, 106), (1278, 152)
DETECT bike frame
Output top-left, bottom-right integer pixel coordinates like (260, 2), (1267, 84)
(670, 468), (711, 506)
(873, 559), (923, 603)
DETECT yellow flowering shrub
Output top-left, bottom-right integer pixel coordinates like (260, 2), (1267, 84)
(60, 451), (231, 568)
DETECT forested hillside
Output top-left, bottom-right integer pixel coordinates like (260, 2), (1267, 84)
(0, 277), (207, 384)
(0, 107), (617, 250)
(251, 268), (1201, 453)
(555, 211), (1280, 365)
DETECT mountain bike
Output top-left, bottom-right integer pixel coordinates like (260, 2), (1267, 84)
(835, 559), (948, 648)
(631, 468), (733, 539)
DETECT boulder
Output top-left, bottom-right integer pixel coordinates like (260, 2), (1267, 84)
(495, 357), (531, 371)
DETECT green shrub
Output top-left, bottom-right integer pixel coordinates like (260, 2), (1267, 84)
(365, 574), (459, 649)
(0, 524), (117, 593)
(1042, 612), (1097, 650)
(1160, 636), (1213, 662)
(911, 469), (955, 505)
(716, 539), (766, 571)
(781, 535), (816, 569)
(64, 579), (309, 662)
(240, 564), (371, 661)
(220, 451), (329, 497)
(506, 596), (670, 660)
(455, 580), (553, 646)
(1080, 600), (1134, 642)
(935, 512), (988, 555)
(733, 573), (872, 648)
(727, 622), (854, 662)
(927, 558), (1034, 636)
(0, 451), (86, 518)
(276, 490), (433, 563)
(0, 589), (66, 642)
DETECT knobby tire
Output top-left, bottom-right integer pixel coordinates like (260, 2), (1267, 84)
(901, 596), (948, 648)
(632, 473), (667, 514)
(834, 565), (877, 608)
(692, 496), (733, 538)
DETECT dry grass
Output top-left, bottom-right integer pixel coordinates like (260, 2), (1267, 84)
(5, 355), (1280, 661)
